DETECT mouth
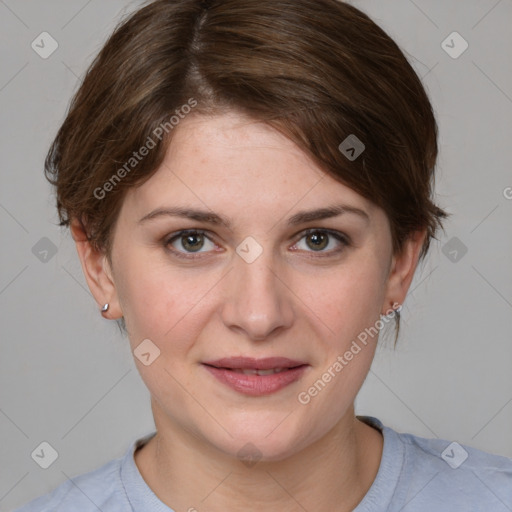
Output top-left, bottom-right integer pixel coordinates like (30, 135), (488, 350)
(201, 357), (309, 396)
(202, 356), (308, 372)
(213, 367), (300, 376)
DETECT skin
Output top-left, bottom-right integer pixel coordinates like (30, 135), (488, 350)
(72, 110), (426, 512)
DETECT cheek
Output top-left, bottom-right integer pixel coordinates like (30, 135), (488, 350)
(115, 258), (212, 405)
(115, 254), (218, 350)
(296, 267), (382, 424)
(300, 260), (386, 342)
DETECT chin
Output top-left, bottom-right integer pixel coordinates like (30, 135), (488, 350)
(207, 415), (311, 463)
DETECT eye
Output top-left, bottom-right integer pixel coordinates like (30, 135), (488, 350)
(165, 230), (217, 258)
(164, 228), (350, 260)
(291, 229), (350, 256)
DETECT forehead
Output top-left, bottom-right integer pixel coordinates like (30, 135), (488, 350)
(122, 111), (377, 221)
(167, 111), (323, 182)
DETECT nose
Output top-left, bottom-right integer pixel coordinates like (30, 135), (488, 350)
(220, 249), (295, 341)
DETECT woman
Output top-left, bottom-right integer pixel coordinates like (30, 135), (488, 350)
(15, 0), (512, 510)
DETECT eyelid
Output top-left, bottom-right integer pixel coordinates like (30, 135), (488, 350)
(290, 228), (350, 257)
(295, 228), (350, 245)
(164, 229), (218, 259)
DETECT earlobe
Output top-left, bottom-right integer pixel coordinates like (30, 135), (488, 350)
(381, 229), (427, 316)
(70, 219), (122, 319)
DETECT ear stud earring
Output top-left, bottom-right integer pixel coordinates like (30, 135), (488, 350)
(101, 303), (109, 313)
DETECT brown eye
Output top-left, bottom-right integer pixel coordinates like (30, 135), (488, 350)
(180, 232), (205, 252)
(165, 230), (216, 257)
(305, 231), (329, 251)
(293, 229), (350, 256)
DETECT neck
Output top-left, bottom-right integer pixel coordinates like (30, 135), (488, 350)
(134, 403), (383, 512)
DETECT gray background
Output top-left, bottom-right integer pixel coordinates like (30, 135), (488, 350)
(1, 0), (511, 509)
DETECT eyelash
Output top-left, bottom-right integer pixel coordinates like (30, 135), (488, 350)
(163, 229), (351, 260)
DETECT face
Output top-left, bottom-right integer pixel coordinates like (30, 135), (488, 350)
(82, 111), (420, 461)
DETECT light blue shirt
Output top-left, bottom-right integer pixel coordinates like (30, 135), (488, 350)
(13, 416), (512, 511)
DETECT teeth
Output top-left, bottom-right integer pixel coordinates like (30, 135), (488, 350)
(231, 367), (288, 375)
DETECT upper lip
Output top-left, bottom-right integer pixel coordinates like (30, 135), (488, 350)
(202, 357), (307, 370)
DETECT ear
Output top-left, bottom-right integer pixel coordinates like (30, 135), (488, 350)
(70, 219), (123, 319)
(381, 229), (427, 316)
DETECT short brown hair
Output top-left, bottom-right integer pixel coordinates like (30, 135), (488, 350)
(45, 0), (450, 343)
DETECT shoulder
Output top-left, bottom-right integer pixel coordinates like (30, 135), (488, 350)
(393, 425), (512, 510)
(358, 415), (512, 511)
(12, 454), (127, 512)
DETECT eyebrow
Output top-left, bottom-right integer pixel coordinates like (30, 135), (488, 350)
(138, 204), (370, 228)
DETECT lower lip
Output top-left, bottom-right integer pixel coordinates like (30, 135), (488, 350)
(202, 364), (309, 396)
